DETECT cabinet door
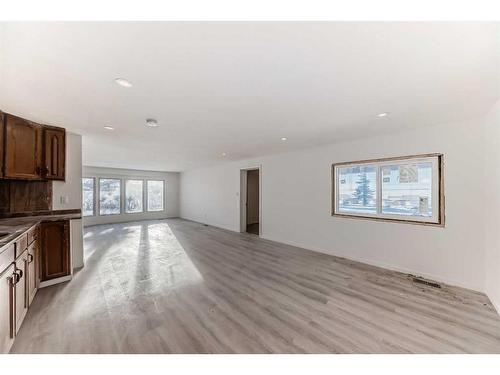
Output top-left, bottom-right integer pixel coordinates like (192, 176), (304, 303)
(0, 264), (15, 354)
(4, 115), (43, 180)
(28, 240), (38, 306)
(40, 220), (70, 281)
(14, 250), (28, 334)
(0, 110), (5, 178)
(43, 126), (66, 180)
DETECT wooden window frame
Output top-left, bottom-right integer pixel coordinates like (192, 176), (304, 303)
(331, 153), (445, 226)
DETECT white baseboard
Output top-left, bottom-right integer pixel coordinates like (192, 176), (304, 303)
(487, 293), (500, 316)
(259, 234), (484, 293)
(179, 217), (484, 293)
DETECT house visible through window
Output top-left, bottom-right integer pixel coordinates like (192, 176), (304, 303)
(332, 154), (443, 225)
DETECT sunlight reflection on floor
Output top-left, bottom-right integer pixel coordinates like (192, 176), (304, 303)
(82, 221), (203, 309)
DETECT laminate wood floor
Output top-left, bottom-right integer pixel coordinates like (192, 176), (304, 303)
(11, 219), (500, 353)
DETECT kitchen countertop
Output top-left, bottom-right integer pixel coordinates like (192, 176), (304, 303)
(0, 211), (81, 252)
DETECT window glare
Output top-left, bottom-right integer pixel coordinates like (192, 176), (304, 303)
(82, 178), (94, 217)
(99, 179), (121, 215)
(125, 180), (143, 213)
(147, 180), (164, 212)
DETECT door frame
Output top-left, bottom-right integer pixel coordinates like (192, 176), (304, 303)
(239, 166), (262, 236)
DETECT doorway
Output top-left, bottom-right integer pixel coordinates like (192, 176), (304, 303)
(240, 167), (261, 236)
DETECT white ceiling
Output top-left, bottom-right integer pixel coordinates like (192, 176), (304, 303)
(0, 22), (498, 171)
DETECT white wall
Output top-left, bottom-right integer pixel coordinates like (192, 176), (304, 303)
(485, 99), (500, 311)
(181, 118), (489, 292)
(83, 166), (180, 226)
(51, 132), (84, 269)
(53, 132), (83, 210)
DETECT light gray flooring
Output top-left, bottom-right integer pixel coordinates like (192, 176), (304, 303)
(11, 219), (500, 353)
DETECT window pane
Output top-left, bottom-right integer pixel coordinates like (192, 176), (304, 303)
(381, 162), (433, 217)
(147, 180), (164, 212)
(82, 178), (94, 216)
(99, 179), (121, 215)
(338, 165), (377, 214)
(125, 180), (143, 213)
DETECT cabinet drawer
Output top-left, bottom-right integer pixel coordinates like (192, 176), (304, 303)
(15, 234), (28, 258)
(0, 244), (15, 273)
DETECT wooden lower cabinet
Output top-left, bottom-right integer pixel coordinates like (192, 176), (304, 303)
(0, 263), (15, 354)
(14, 249), (28, 334)
(27, 240), (39, 306)
(0, 219), (72, 352)
(40, 220), (70, 281)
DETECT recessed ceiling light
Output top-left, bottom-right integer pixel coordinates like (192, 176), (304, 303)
(146, 118), (159, 127)
(103, 126), (114, 130)
(281, 137), (288, 141)
(377, 112), (388, 117)
(221, 152), (227, 157)
(114, 78), (133, 88)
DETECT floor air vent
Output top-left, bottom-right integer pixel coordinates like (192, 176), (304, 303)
(412, 277), (442, 289)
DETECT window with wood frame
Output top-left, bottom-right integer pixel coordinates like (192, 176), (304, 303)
(332, 154), (444, 225)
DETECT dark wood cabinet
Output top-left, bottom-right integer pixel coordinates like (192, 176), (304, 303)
(3, 115), (43, 180)
(40, 220), (70, 281)
(0, 111), (5, 178)
(1, 219), (71, 352)
(27, 243), (39, 305)
(0, 112), (66, 181)
(43, 126), (65, 180)
(27, 226), (39, 306)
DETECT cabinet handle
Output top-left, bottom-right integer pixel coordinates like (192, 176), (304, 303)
(28, 254), (34, 263)
(15, 269), (23, 280)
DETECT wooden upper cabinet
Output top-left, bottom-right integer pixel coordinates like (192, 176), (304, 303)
(40, 220), (70, 281)
(0, 112), (66, 181)
(43, 126), (65, 181)
(3, 114), (43, 180)
(0, 111), (5, 178)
